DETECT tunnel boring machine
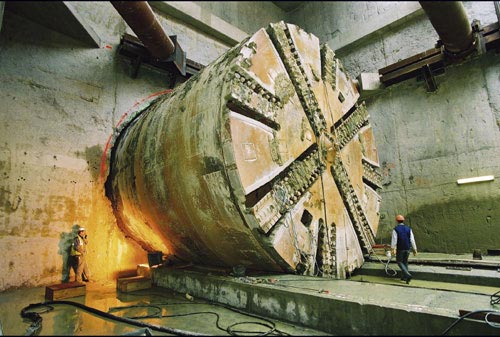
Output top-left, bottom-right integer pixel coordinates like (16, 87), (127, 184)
(106, 22), (382, 279)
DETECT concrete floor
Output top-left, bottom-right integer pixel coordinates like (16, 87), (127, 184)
(0, 282), (328, 336)
(1, 253), (499, 335)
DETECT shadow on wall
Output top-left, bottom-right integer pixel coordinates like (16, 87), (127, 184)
(407, 196), (500, 253)
(58, 224), (80, 283)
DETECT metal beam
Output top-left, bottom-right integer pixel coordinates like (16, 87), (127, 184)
(117, 33), (196, 79)
(380, 49), (444, 86)
(378, 21), (500, 88)
(379, 47), (441, 75)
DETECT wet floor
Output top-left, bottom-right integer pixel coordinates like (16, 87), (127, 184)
(0, 282), (330, 336)
(1, 252), (499, 335)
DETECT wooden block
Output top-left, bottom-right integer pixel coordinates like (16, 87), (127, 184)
(45, 282), (86, 300)
(137, 264), (151, 278)
(117, 276), (152, 293)
(370, 244), (390, 256)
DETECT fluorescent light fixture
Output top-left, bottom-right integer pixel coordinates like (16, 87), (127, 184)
(456, 175), (495, 185)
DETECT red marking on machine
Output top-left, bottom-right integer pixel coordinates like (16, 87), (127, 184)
(99, 89), (172, 183)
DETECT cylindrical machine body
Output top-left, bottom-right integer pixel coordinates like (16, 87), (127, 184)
(419, 1), (474, 56)
(106, 22), (382, 278)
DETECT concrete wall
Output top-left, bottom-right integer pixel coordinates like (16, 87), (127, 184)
(1, 1), (499, 291)
(0, 3), (148, 290)
(0, 1), (283, 291)
(194, 1), (285, 36)
(288, 1), (500, 253)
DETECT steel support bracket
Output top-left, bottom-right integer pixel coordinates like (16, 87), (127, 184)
(378, 20), (500, 90)
(163, 35), (186, 76)
(130, 55), (142, 79)
(421, 64), (437, 92)
(379, 47), (445, 89)
(481, 21), (500, 53)
(117, 33), (198, 80)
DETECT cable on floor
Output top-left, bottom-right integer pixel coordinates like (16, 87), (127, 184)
(20, 303), (53, 336)
(441, 309), (500, 335)
(491, 290), (500, 305)
(121, 289), (292, 335)
(205, 299), (290, 336)
(20, 300), (209, 336)
(226, 321), (277, 336)
(163, 311), (278, 336)
(108, 303), (163, 319)
(367, 247), (397, 277)
(108, 298), (290, 336)
(485, 312), (500, 328)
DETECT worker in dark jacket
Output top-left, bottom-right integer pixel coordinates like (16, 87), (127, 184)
(391, 215), (417, 284)
(70, 226), (90, 283)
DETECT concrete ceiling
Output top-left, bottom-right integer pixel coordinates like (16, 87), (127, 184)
(3, 1), (305, 47)
(5, 1), (101, 47)
(272, 1), (305, 12)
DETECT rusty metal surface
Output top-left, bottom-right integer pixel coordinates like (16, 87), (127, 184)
(111, 1), (175, 60)
(106, 22), (382, 278)
(419, 1), (474, 57)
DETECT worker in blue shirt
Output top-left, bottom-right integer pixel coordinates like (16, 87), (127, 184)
(391, 215), (417, 284)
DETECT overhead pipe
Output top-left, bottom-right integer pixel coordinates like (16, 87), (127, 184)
(111, 1), (175, 61)
(378, 1), (499, 90)
(419, 1), (475, 59)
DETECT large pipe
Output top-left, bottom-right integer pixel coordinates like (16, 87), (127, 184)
(111, 1), (175, 60)
(419, 1), (474, 57)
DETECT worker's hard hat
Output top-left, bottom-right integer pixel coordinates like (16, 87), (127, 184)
(78, 227), (86, 232)
(395, 215), (405, 222)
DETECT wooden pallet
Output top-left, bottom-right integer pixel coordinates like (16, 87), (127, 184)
(137, 264), (151, 278)
(370, 244), (391, 256)
(45, 282), (86, 300)
(116, 276), (152, 293)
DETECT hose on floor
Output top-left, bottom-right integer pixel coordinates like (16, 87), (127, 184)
(20, 300), (209, 336)
(110, 304), (278, 336)
(384, 251), (398, 277)
(21, 297), (290, 336)
(441, 309), (500, 335)
(20, 303), (53, 336)
(368, 247), (397, 277)
(491, 290), (500, 305)
(110, 295), (290, 336)
(205, 299), (289, 336)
